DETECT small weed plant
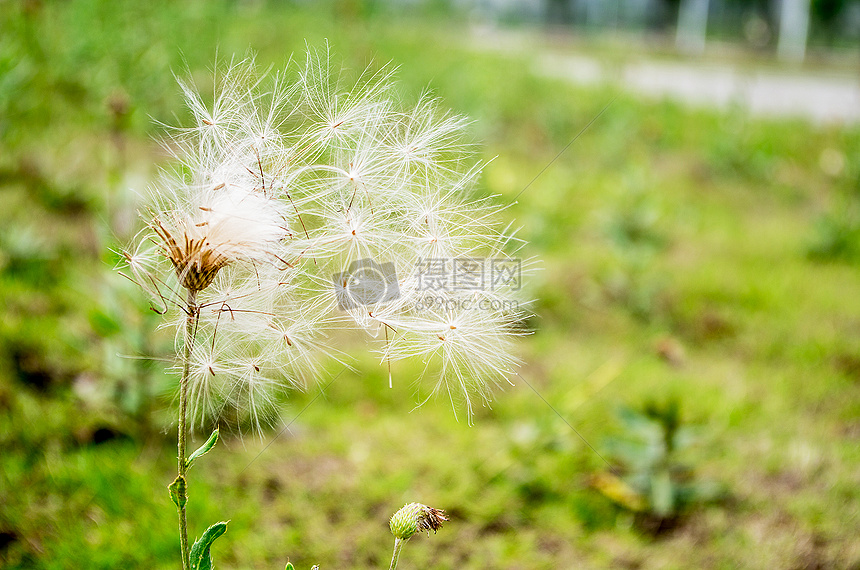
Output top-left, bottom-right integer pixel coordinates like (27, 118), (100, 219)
(592, 399), (724, 534)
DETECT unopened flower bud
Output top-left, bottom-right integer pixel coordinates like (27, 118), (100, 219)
(389, 503), (448, 540)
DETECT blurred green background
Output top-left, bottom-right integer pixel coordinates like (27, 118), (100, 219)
(2, 1), (860, 568)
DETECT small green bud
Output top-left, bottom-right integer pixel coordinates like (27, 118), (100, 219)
(390, 503), (420, 539)
(389, 503), (448, 540)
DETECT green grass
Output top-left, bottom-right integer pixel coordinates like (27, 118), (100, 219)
(2, 0), (860, 568)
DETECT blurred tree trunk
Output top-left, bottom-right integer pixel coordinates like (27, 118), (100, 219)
(777, 0), (811, 62)
(545, 0), (574, 26)
(676, 0), (710, 54)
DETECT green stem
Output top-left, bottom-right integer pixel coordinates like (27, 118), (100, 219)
(388, 537), (406, 570)
(178, 288), (198, 570)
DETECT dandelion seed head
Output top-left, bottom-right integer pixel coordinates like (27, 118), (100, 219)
(120, 48), (531, 430)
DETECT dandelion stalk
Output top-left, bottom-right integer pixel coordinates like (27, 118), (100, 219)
(177, 288), (198, 570)
(388, 537), (405, 570)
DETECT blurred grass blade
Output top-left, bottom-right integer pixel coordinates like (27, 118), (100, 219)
(651, 469), (674, 518)
(591, 471), (645, 512)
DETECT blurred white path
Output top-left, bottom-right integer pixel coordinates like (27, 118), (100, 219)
(472, 28), (860, 124)
(535, 53), (860, 124)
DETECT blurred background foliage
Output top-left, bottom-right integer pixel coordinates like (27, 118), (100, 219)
(2, 0), (860, 568)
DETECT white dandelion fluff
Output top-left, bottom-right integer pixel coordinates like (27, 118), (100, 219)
(119, 50), (530, 431)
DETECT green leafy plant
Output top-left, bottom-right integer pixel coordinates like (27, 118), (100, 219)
(592, 399), (724, 533)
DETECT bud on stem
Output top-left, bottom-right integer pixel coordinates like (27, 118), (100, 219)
(388, 503), (448, 570)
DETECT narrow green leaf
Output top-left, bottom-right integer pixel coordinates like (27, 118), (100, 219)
(186, 428), (220, 469)
(650, 469), (674, 518)
(190, 521), (228, 570)
(168, 475), (187, 509)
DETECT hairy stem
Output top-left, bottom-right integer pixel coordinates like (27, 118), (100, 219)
(388, 537), (406, 570)
(178, 288), (198, 570)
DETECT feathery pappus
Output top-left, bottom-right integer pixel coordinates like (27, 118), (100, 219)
(119, 49), (530, 432)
